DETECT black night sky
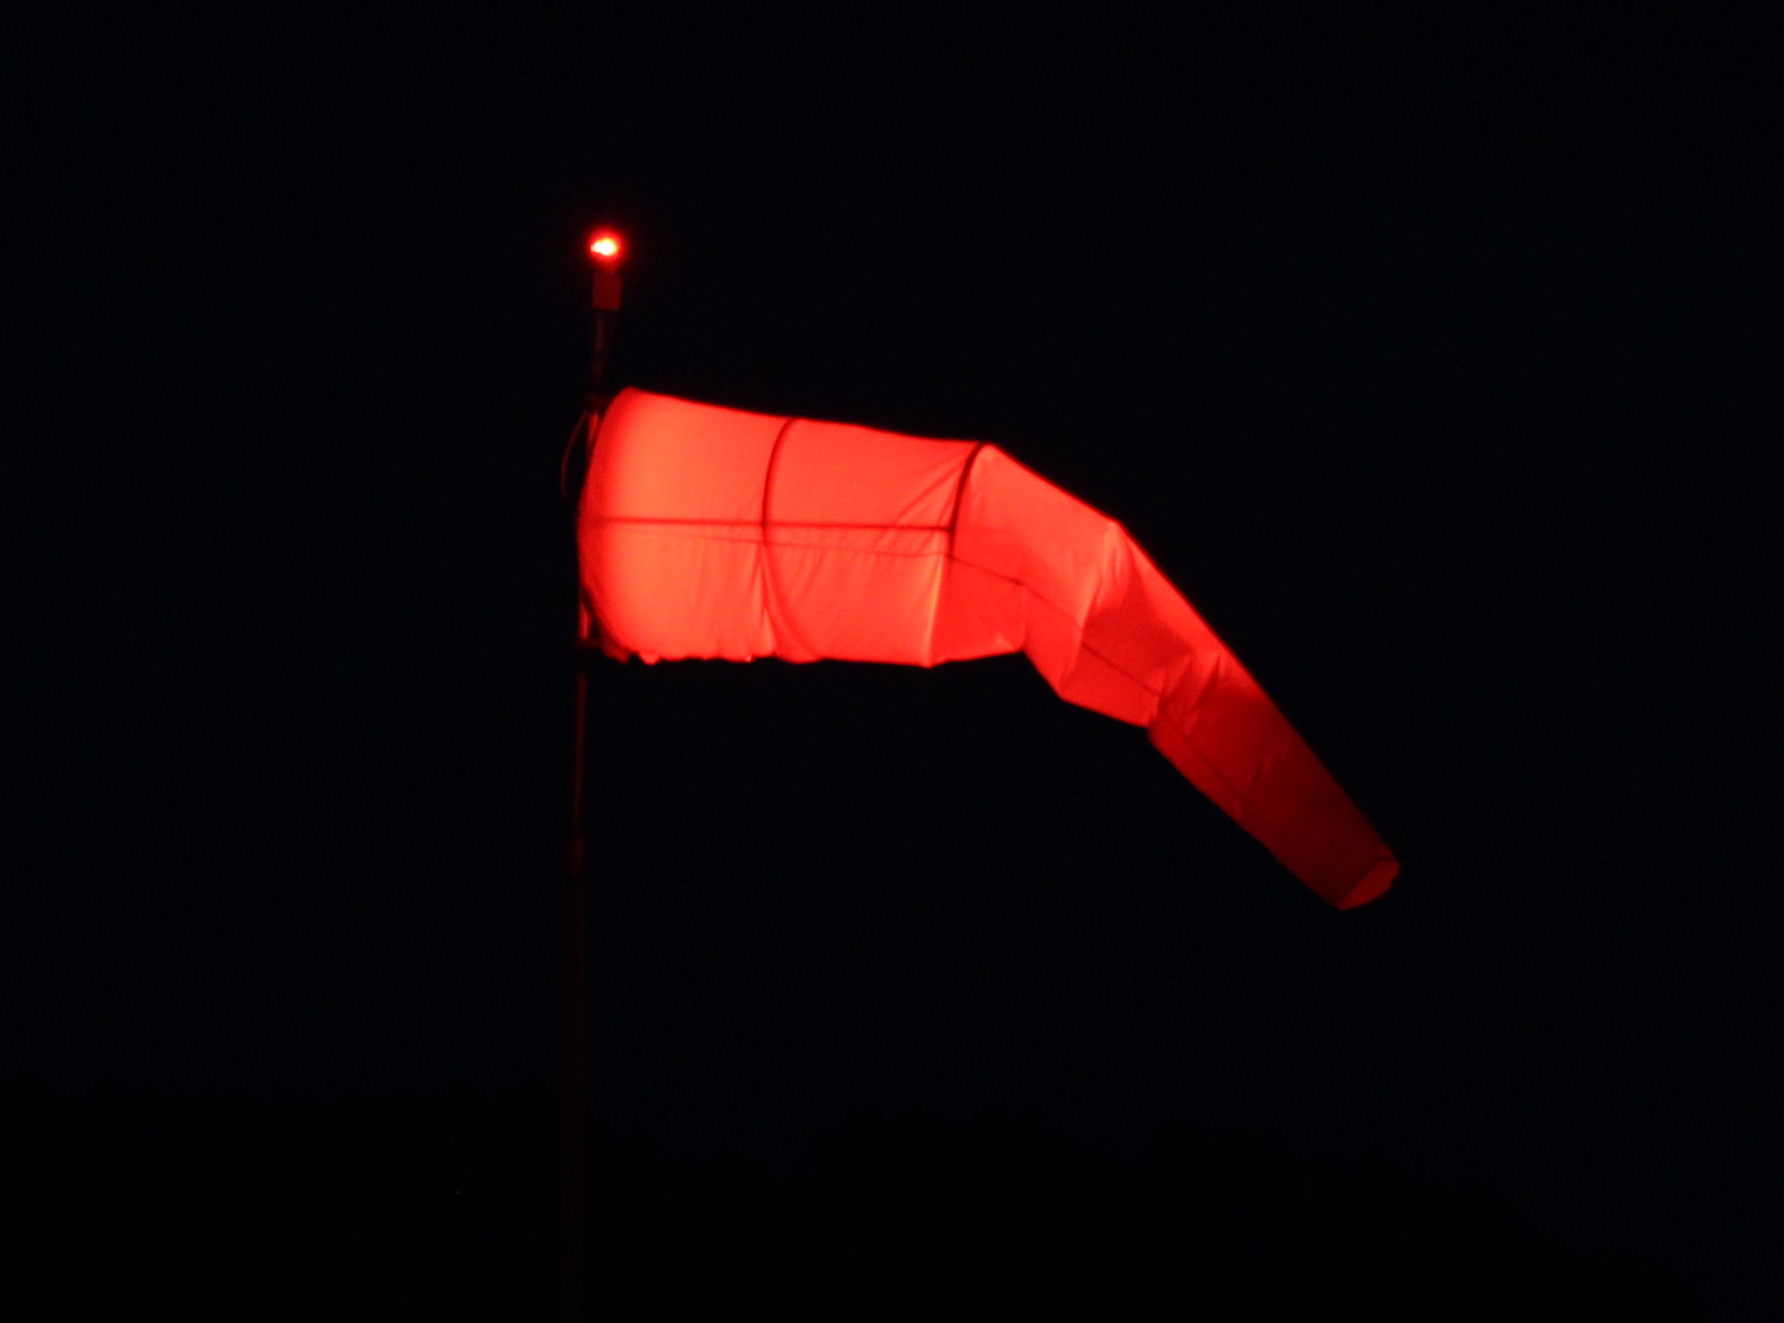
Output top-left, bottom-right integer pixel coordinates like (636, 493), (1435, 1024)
(10, 9), (1772, 1318)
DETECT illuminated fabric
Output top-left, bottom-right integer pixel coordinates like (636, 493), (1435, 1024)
(578, 388), (1397, 908)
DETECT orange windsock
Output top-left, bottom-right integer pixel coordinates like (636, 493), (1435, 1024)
(578, 388), (1397, 908)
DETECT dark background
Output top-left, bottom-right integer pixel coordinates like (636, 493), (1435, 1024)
(8, 8), (1772, 1317)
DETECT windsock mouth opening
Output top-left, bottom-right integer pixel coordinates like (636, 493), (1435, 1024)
(1337, 858), (1399, 909)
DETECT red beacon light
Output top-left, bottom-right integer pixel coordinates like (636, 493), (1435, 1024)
(587, 231), (623, 265)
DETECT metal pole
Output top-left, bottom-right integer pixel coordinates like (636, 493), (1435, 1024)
(560, 645), (590, 1322)
(562, 228), (622, 1323)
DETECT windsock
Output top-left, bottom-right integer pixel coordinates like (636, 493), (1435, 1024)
(578, 388), (1397, 908)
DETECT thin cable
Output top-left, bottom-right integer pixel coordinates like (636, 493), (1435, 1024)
(559, 409), (590, 502)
